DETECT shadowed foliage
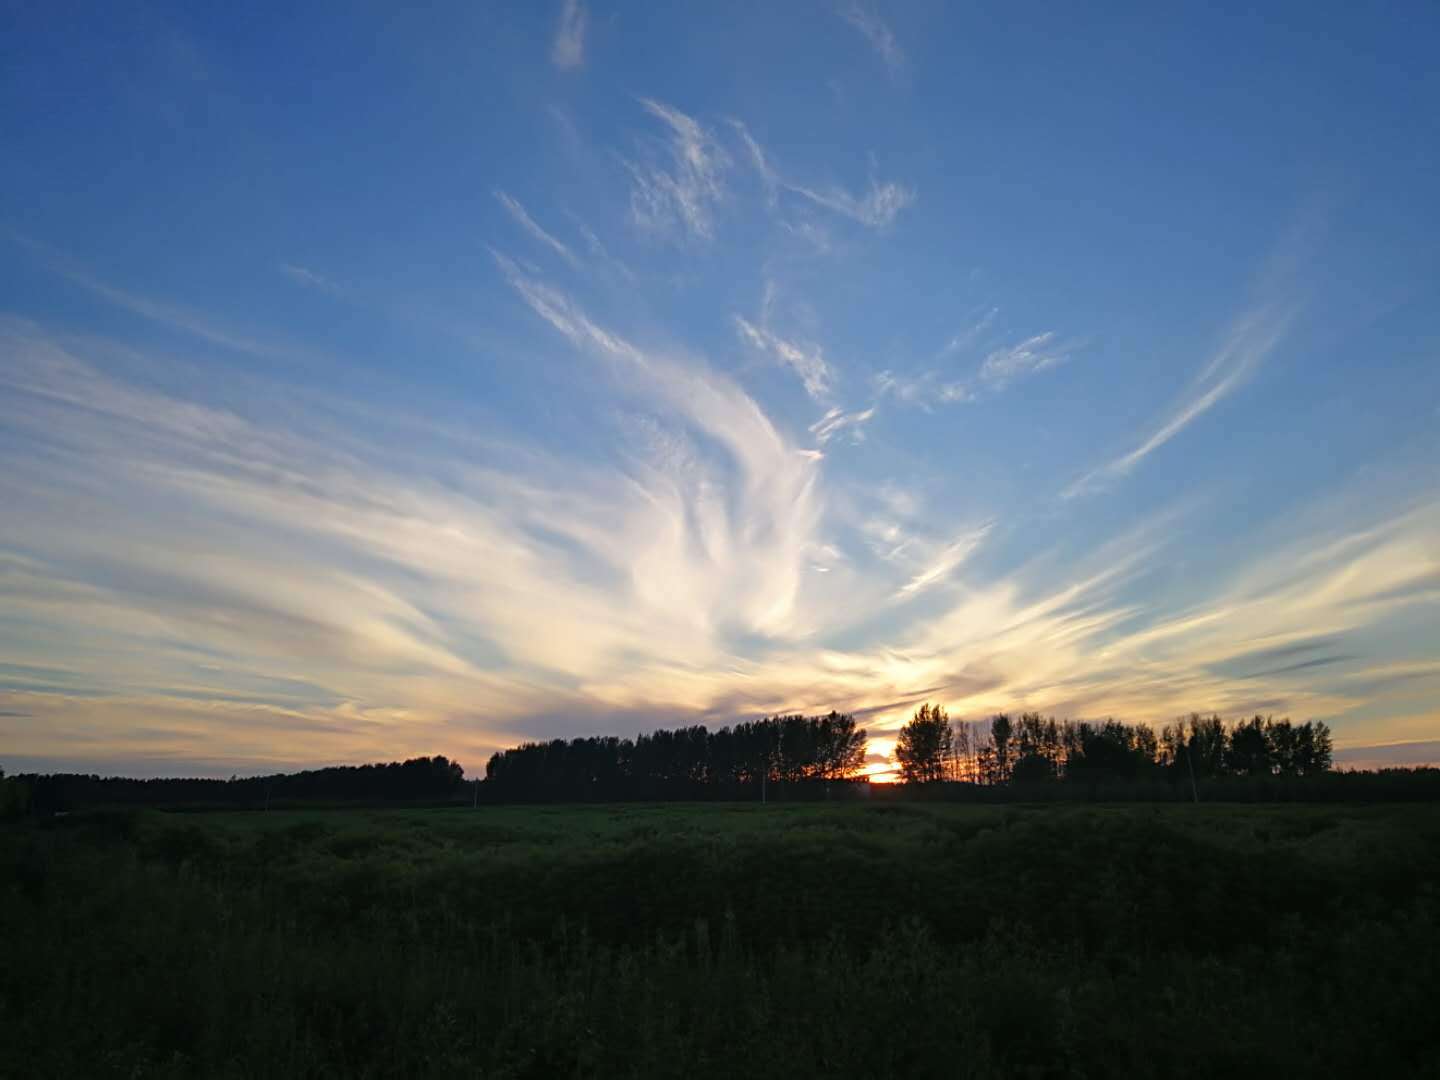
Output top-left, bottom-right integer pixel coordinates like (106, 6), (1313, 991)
(3, 802), (1439, 1077)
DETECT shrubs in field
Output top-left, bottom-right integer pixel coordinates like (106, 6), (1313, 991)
(3, 803), (1439, 1077)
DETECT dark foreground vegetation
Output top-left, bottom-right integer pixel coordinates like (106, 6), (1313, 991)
(4, 801), (1440, 1078)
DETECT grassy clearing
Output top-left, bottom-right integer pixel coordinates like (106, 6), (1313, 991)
(4, 802), (1439, 1077)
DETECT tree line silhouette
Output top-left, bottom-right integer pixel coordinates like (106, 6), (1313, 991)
(483, 712), (865, 801)
(483, 706), (1337, 800)
(7, 709), (1439, 813)
(1, 756), (465, 817)
(898, 707), (1334, 786)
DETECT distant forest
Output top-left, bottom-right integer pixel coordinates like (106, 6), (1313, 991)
(1, 756), (465, 817)
(4, 706), (1438, 814)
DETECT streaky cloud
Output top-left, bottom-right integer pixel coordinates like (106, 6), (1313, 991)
(550, 0), (587, 70)
(734, 315), (834, 401)
(495, 190), (582, 269)
(28, 246), (306, 362)
(279, 263), (342, 295)
(838, 1), (906, 74)
(625, 98), (731, 243)
(787, 175), (914, 229)
(874, 327), (1064, 408)
(727, 121), (914, 230)
(979, 332), (1067, 387)
(810, 405), (876, 445)
(896, 524), (992, 598)
(1063, 301), (1297, 498)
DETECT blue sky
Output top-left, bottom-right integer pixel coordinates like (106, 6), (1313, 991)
(2, 1), (1438, 776)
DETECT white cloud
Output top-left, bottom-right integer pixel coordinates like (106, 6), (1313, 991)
(4, 312), (1437, 767)
(279, 263), (341, 295)
(1063, 302), (1296, 498)
(550, 0), (587, 70)
(877, 327), (1067, 408)
(626, 98), (731, 242)
(896, 524), (992, 598)
(729, 119), (779, 206)
(838, 2), (905, 74)
(941, 308), (1000, 357)
(40, 255), (300, 361)
(788, 175), (914, 229)
(491, 260), (826, 638)
(810, 405), (876, 445)
(728, 121), (914, 230)
(495, 190), (581, 269)
(978, 332), (1067, 387)
(874, 369), (974, 408)
(734, 315), (834, 401)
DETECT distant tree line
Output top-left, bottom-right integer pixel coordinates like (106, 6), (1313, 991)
(895, 707), (1335, 788)
(1, 756), (465, 817)
(6, 710), (1438, 814)
(483, 712), (866, 801)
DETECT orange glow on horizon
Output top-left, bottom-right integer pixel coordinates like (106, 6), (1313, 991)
(862, 761), (900, 784)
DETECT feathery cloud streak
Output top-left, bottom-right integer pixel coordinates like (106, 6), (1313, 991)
(551, 0), (587, 70)
(625, 99), (732, 243)
(838, 2), (906, 74)
(496, 190), (582, 269)
(1063, 302), (1296, 498)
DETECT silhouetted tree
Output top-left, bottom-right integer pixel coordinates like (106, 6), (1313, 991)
(949, 720), (976, 782)
(815, 711), (868, 780)
(896, 704), (953, 783)
(1012, 712), (1062, 781)
(1063, 720), (1158, 784)
(989, 714), (1015, 784)
(481, 712), (866, 800)
(1228, 716), (1275, 776)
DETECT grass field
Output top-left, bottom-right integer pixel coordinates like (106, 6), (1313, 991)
(5, 801), (1440, 1077)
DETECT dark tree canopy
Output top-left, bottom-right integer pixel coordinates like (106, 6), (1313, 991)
(8, 756), (466, 815)
(483, 712), (868, 801)
(923, 707), (1334, 789)
(895, 704), (953, 783)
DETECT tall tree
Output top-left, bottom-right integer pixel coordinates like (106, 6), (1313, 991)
(895, 703), (953, 783)
(815, 711), (868, 780)
(989, 714), (1015, 784)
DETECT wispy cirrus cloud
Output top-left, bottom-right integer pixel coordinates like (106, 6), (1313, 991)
(941, 308), (1000, 357)
(729, 120), (779, 207)
(490, 258), (825, 637)
(978, 332), (1068, 388)
(625, 99), (731, 243)
(28, 245), (299, 361)
(896, 524), (992, 598)
(734, 315), (834, 401)
(1063, 301), (1296, 498)
(729, 119), (914, 231)
(550, 0), (587, 70)
(810, 405), (876, 445)
(873, 368), (974, 408)
(495, 190), (582, 269)
(787, 174), (914, 229)
(279, 263), (342, 295)
(838, 2), (905, 75)
(3, 311), (1436, 770)
(875, 325), (1066, 408)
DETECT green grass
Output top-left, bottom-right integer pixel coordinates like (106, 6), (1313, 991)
(4, 802), (1440, 1077)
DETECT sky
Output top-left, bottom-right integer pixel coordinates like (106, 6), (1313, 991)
(2, 1), (1439, 779)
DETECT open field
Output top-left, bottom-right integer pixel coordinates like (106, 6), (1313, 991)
(5, 802), (1440, 1077)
